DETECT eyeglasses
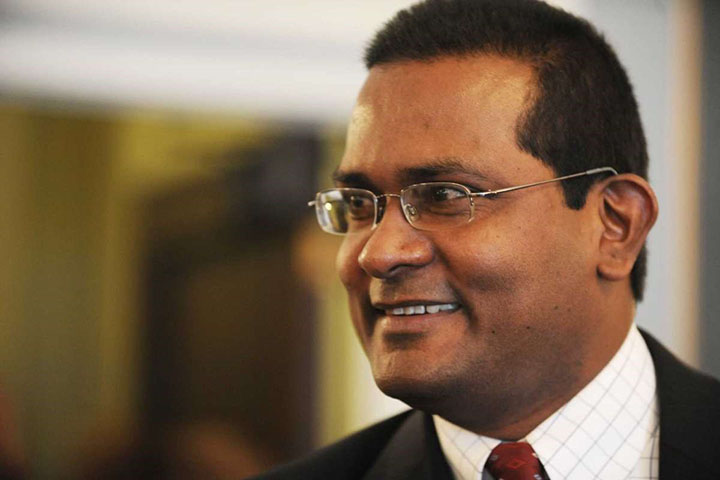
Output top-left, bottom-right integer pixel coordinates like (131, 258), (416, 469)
(308, 166), (618, 235)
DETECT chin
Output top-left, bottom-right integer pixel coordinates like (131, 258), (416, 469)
(372, 366), (456, 412)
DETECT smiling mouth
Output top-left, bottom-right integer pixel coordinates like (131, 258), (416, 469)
(383, 303), (461, 316)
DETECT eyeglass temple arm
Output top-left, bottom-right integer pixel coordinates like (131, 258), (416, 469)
(472, 167), (618, 198)
(307, 167), (618, 204)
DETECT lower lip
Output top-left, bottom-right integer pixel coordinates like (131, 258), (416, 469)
(377, 309), (462, 335)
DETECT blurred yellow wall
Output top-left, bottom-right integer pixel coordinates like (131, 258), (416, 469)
(0, 102), (272, 477)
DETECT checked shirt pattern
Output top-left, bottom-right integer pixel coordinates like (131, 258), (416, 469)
(435, 325), (659, 479)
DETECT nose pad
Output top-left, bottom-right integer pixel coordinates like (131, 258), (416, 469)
(374, 194), (411, 228)
(376, 197), (388, 223)
(403, 203), (418, 221)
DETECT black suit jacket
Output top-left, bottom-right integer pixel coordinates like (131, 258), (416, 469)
(256, 331), (720, 479)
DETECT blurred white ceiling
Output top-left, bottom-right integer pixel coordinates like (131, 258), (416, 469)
(0, 0), (424, 121)
(0, 0), (592, 122)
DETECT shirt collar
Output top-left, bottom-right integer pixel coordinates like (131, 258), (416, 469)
(434, 324), (658, 480)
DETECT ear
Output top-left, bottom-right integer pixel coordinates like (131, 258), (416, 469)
(596, 174), (658, 282)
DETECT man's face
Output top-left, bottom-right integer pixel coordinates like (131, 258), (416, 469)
(335, 56), (607, 427)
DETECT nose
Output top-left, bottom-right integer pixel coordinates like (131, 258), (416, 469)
(358, 196), (434, 278)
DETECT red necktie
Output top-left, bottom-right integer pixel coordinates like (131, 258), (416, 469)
(484, 442), (547, 480)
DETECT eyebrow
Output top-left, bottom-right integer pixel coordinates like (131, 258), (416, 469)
(332, 156), (491, 190)
(332, 170), (379, 191)
(399, 157), (491, 185)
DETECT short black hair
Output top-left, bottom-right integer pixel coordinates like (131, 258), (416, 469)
(365, 0), (649, 301)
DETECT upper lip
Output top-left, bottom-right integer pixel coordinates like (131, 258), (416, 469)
(371, 300), (459, 310)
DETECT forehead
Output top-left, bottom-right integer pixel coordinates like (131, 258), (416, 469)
(339, 55), (540, 188)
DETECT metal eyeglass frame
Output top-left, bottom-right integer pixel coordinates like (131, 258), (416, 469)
(308, 166), (618, 233)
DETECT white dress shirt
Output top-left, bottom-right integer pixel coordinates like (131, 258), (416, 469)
(434, 324), (659, 479)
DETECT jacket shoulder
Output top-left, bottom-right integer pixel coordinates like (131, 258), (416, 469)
(640, 329), (720, 477)
(251, 410), (413, 480)
(641, 329), (720, 412)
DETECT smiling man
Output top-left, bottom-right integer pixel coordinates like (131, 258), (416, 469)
(335, 56), (630, 444)
(255, 1), (720, 479)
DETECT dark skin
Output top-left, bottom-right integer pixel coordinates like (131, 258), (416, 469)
(335, 55), (658, 440)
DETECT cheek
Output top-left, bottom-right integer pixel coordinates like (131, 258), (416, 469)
(443, 205), (584, 308)
(335, 237), (372, 344)
(439, 224), (525, 293)
(335, 236), (366, 289)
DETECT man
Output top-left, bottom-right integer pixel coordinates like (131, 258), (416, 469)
(257, 0), (720, 478)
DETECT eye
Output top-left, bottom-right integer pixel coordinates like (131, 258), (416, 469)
(349, 195), (365, 208)
(346, 194), (374, 219)
(412, 184), (469, 216)
(432, 186), (465, 202)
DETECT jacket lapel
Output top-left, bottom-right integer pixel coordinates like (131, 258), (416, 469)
(363, 411), (453, 480)
(641, 329), (720, 479)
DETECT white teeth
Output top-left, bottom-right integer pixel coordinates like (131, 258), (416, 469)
(385, 303), (458, 316)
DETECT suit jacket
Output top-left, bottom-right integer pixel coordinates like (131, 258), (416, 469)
(256, 331), (720, 479)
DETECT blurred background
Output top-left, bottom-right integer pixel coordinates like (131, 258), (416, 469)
(0, 0), (717, 478)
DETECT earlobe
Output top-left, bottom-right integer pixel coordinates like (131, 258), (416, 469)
(596, 174), (658, 282)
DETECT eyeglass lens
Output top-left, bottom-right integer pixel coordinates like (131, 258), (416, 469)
(315, 183), (473, 235)
(315, 189), (376, 234)
(402, 183), (472, 231)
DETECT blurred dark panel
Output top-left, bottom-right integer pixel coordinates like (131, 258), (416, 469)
(142, 131), (321, 468)
(224, 132), (319, 231)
